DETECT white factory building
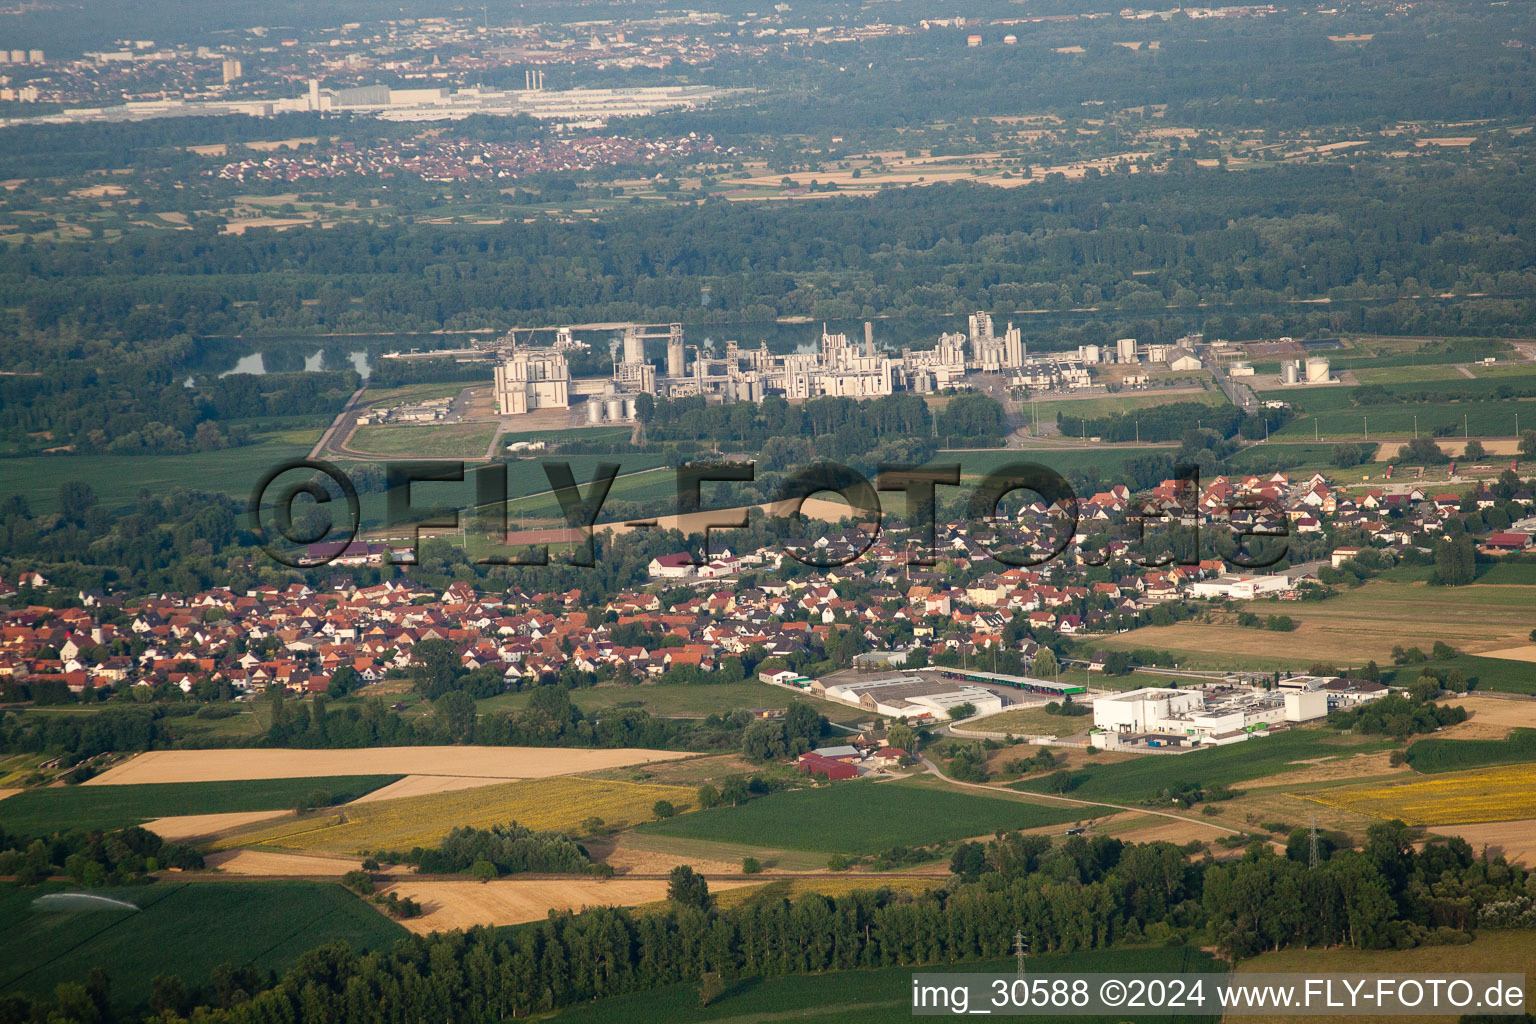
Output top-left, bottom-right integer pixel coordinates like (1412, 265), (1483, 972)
(1189, 574), (1294, 600)
(1093, 685), (1327, 748)
(819, 675), (1004, 721)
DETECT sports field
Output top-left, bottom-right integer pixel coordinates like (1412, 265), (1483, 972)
(635, 780), (1100, 855)
(0, 775), (399, 835)
(1092, 581), (1536, 670)
(85, 746), (692, 785)
(224, 775), (696, 854)
(0, 881), (403, 1008)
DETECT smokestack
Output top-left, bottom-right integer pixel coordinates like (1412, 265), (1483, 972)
(864, 321), (874, 358)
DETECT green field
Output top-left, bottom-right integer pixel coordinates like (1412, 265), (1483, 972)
(550, 947), (1222, 1024)
(635, 779), (1102, 854)
(1397, 654), (1536, 695)
(1404, 728), (1536, 774)
(0, 775), (401, 835)
(0, 881), (403, 1008)
(1012, 730), (1393, 803)
(1261, 374), (1536, 441)
(348, 422), (498, 458)
(1234, 928), (1536, 982)
(950, 446), (1179, 484)
(0, 435), (314, 514)
(476, 681), (865, 723)
(1350, 365), (1470, 385)
(1026, 389), (1225, 425)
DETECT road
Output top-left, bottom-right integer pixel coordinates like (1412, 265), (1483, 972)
(919, 757), (1284, 851)
(309, 386), (368, 460)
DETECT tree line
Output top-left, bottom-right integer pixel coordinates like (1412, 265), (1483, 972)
(7, 820), (1532, 1020)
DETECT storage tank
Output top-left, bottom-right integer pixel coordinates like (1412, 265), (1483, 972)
(1305, 356), (1331, 383)
(605, 397), (624, 422)
(585, 399), (602, 424)
(1082, 344), (1100, 364)
(623, 397), (637, 421)
(1281, 360), (1300, 385)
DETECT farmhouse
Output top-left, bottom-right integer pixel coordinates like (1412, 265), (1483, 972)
(1482, 532), (1533, 555)
(797, 752), (858, 781)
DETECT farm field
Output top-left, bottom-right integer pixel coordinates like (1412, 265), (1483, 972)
(950, 445), (1179, 484)
(1426, 819), (1536, 866)
(223, 775), (697, 854)
(1092, 581), (1536, 670)
(0, 435), (314, 514)
(1398, 652), (1536, 695)
(382, 877), (759, 933)
(348, 421), (497, 458)
(635, 779), (1102, 855)
(1302, 762), (1536, 825)
(475, 681), (864, 723)
(1011, 729), (1393, 804)
(141, 810), (293, 843)
(548, 947), (1222, 1024)
(1233, 931), (1536, 1024)
(85, 745), (692, 785)
(708, 876), (945, 912)
(0, 881), (403, 1008)
(1263, 393), (1532, 441)
(968, 705), (1086, 736)
(0, 775), (400, 835)
(1405, 728), (1536, 773)
(1026, 388), (1224, 424)
(205, 849), (364, 875)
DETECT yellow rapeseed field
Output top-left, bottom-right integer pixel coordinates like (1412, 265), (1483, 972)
(217, 776), (695, 855)
(1301, 763), (1536, 826)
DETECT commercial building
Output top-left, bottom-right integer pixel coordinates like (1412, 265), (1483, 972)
(1093, 684), (1328, 748)
(1189, 574), (1294, 600)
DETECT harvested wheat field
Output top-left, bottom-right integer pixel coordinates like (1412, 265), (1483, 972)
(1476, 645), (1536, 664)
(85, 746), (692, 785)
(0, 789), (19, 803)
(1107, 816), (1235, 845)
(1303, 763), (1536, 825)
(1242, 750), (1409, 787)
(205, 849), (363, 876)
(1435, 696), (1536, 740)
(1428, 819), (1536, 865)
(383, 878), (757, 933)
(596, 840), (742, 877)
(142, 810), (291, 843)
(1097, 582), (1536, 666)
(351, 775), (517, 803)
(221, 776), (697, 855)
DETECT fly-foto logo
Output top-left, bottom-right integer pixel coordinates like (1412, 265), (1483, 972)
(247, 458), (1288, 570)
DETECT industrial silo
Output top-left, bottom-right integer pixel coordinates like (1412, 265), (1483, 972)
(1281, 361), (1300, 385)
